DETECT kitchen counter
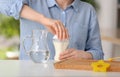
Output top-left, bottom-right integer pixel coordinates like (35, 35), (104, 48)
(0, 60), (120, 77)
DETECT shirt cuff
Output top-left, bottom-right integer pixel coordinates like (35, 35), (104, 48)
(10, 0), (23, 19)
(87, 50), (104, 60)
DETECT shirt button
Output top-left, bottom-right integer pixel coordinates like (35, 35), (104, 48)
(62, 11), (65, 14)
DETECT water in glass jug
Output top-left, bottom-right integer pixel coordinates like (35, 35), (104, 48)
(23, 29), (50, 63)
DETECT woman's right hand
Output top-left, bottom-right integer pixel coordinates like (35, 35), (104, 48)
(41, 17), (69, 40)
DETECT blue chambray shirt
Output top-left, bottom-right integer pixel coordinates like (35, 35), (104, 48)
(0, 0), (104, 60)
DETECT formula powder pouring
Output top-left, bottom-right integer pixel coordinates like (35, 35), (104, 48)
(53, 35), (69, 61)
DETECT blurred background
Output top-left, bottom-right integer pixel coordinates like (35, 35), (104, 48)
(0, 0), (120, 60)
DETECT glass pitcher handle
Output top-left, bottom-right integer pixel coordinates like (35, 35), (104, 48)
(23, 35), (32, 55)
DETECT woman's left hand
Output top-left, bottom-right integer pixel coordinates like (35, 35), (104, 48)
(59, 48), (93, 60)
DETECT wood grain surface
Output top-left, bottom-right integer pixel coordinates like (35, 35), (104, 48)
(54, 59), (120, 72)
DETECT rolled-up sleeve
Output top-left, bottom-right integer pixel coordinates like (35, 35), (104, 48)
(85, 6), (104, 60)
(0, 0), (24, 19)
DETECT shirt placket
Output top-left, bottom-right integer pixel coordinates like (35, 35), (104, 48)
(61, 11), (66, 27)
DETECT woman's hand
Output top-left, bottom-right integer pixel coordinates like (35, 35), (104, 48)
(59, 48), (93, 60)
(42, 17), (69, 40)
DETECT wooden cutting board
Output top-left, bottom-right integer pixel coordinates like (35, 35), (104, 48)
(54, 59), (120, 72)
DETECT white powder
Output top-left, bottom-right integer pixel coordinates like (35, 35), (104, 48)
(53, 35), (69, 61)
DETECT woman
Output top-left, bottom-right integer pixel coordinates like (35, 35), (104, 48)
(0, 0), (104, 60)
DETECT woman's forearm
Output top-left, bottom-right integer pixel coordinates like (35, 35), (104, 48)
(20, 5), (69, 40)
(20, 5), (46, 25)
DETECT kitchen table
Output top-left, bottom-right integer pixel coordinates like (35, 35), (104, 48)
(0, 60), (120, 77)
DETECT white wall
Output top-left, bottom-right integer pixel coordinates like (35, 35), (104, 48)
(95, 0), (118, 60)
